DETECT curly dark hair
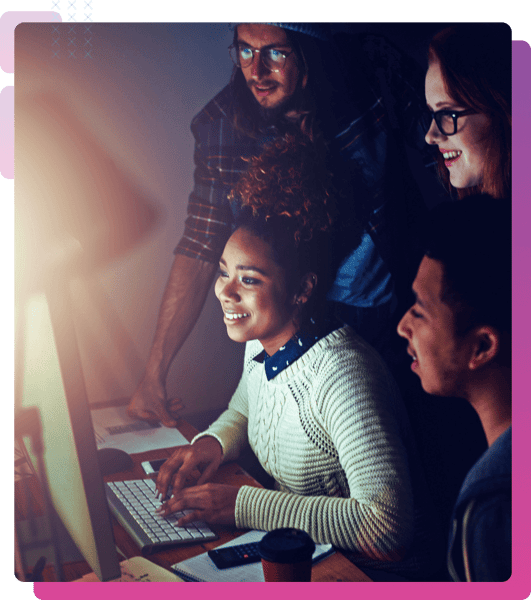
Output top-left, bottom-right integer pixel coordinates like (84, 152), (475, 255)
(228, 134), (338, 333)
(229, 133), (336, 244)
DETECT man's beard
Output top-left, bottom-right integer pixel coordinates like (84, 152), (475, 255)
(248, 83), (302, 129)
(256, 102), (291, 128)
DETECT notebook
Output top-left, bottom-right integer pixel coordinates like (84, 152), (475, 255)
(171, 530), (334, 582)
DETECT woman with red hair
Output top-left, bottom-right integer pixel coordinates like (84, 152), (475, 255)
(423, 24), (511, 200)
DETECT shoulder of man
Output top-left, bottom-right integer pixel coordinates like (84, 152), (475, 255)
(334, 31), (416, 72)
(455, 427), (511, 510)
(190, 83), (234, 129)
(334, 31), (424, 94)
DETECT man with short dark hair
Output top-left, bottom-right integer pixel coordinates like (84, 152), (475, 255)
(128, 23), (429, 425)
(397, 195), (511, 581)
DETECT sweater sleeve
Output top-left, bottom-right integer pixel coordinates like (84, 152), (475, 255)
(235, 342), (415, 562)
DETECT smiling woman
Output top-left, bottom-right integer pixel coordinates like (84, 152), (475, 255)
(154, 135), (443, 580)
(424, 24), (511, 199)
(215, 227), (302, 355)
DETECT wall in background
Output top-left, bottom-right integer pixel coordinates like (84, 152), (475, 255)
(15, 23), (448, 428)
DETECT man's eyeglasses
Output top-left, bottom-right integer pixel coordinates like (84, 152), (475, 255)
(422, 108), (477, 136)
(228, 43), (293, 72)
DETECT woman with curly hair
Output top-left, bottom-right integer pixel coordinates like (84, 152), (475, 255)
(154, 136), (441, 579)
(424, 24), (511, 199)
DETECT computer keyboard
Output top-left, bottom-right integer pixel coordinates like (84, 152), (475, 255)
(105, 478), (217, 554)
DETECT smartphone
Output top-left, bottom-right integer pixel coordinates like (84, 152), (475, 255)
(208, 542), (261, 569)
(141, 458), (167, 475)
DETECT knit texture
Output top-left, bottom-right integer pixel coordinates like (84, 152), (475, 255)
(194, 326), (439, 575)
(229, 23), (332, 41)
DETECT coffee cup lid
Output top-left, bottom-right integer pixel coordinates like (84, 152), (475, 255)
(258, 528), (316, 564)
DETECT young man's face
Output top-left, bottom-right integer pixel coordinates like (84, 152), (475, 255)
(236, 24), (301, 110)
(397, 256), (472, 397)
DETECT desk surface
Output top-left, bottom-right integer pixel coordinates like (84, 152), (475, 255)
(16, 417), (371, 582)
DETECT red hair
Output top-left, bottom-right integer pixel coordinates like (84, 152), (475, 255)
(428, 25), (511, 199)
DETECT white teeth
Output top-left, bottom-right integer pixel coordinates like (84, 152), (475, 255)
(443, 150), (462, 160)
(225, 312), (249, 320)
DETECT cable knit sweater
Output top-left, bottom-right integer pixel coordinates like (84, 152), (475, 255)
(194, 326), (439, 575)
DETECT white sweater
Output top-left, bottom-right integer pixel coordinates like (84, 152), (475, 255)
(195, 326), (436, 572)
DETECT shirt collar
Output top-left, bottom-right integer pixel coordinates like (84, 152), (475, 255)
(253, 318), (340, 380)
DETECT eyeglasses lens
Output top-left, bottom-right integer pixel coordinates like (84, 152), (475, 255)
(422, 111), (456, 136)
(229, 45), (286, 71)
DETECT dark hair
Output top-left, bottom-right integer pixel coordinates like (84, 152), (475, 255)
(228, 134), (336, 333)
(424, 195), (511, 347)
(229, 26), (346, 141)
(428, 24), (512, 200)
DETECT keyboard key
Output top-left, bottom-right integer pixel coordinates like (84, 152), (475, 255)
(105, 479), (217, 551)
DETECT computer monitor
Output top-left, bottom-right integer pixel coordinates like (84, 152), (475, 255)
(17, 284), (122, 582)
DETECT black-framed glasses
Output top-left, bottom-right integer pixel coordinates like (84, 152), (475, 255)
(422, 108), (477, 136)
(228, 43), (293, 73)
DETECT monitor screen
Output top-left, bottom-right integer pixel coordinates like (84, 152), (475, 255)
(18, 290), (121, 582)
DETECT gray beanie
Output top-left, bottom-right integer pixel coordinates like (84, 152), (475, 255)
(231, 23), (332, 42)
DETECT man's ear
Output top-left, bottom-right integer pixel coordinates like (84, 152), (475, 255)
(293, 272), (317, 306)
(468, 326), (501, 370)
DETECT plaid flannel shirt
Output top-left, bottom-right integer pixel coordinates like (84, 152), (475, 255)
(175, 33), (430, 312)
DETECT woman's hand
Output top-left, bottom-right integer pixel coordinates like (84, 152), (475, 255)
(156, 483), (239, 526)
(156, 436), (223, 499)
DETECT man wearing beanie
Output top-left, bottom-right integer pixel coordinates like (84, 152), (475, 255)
(128, 23), (429, 428)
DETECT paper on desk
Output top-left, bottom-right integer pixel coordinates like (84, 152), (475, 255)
(171, 530), (334, 582)
(91, 405), (189, 454)
(76, 556), (184, 582)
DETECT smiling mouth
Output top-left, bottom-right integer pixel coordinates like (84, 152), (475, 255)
(224, 312), (250, 321)
(408, 348), (419, 370)
(253, 83), (277, 97)
(442, 150), (462, 166)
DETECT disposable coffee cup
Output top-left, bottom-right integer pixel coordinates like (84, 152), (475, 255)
(258, 528), (316, 582)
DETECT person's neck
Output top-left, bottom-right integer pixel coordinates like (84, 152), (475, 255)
(466, 366), (511, 447)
